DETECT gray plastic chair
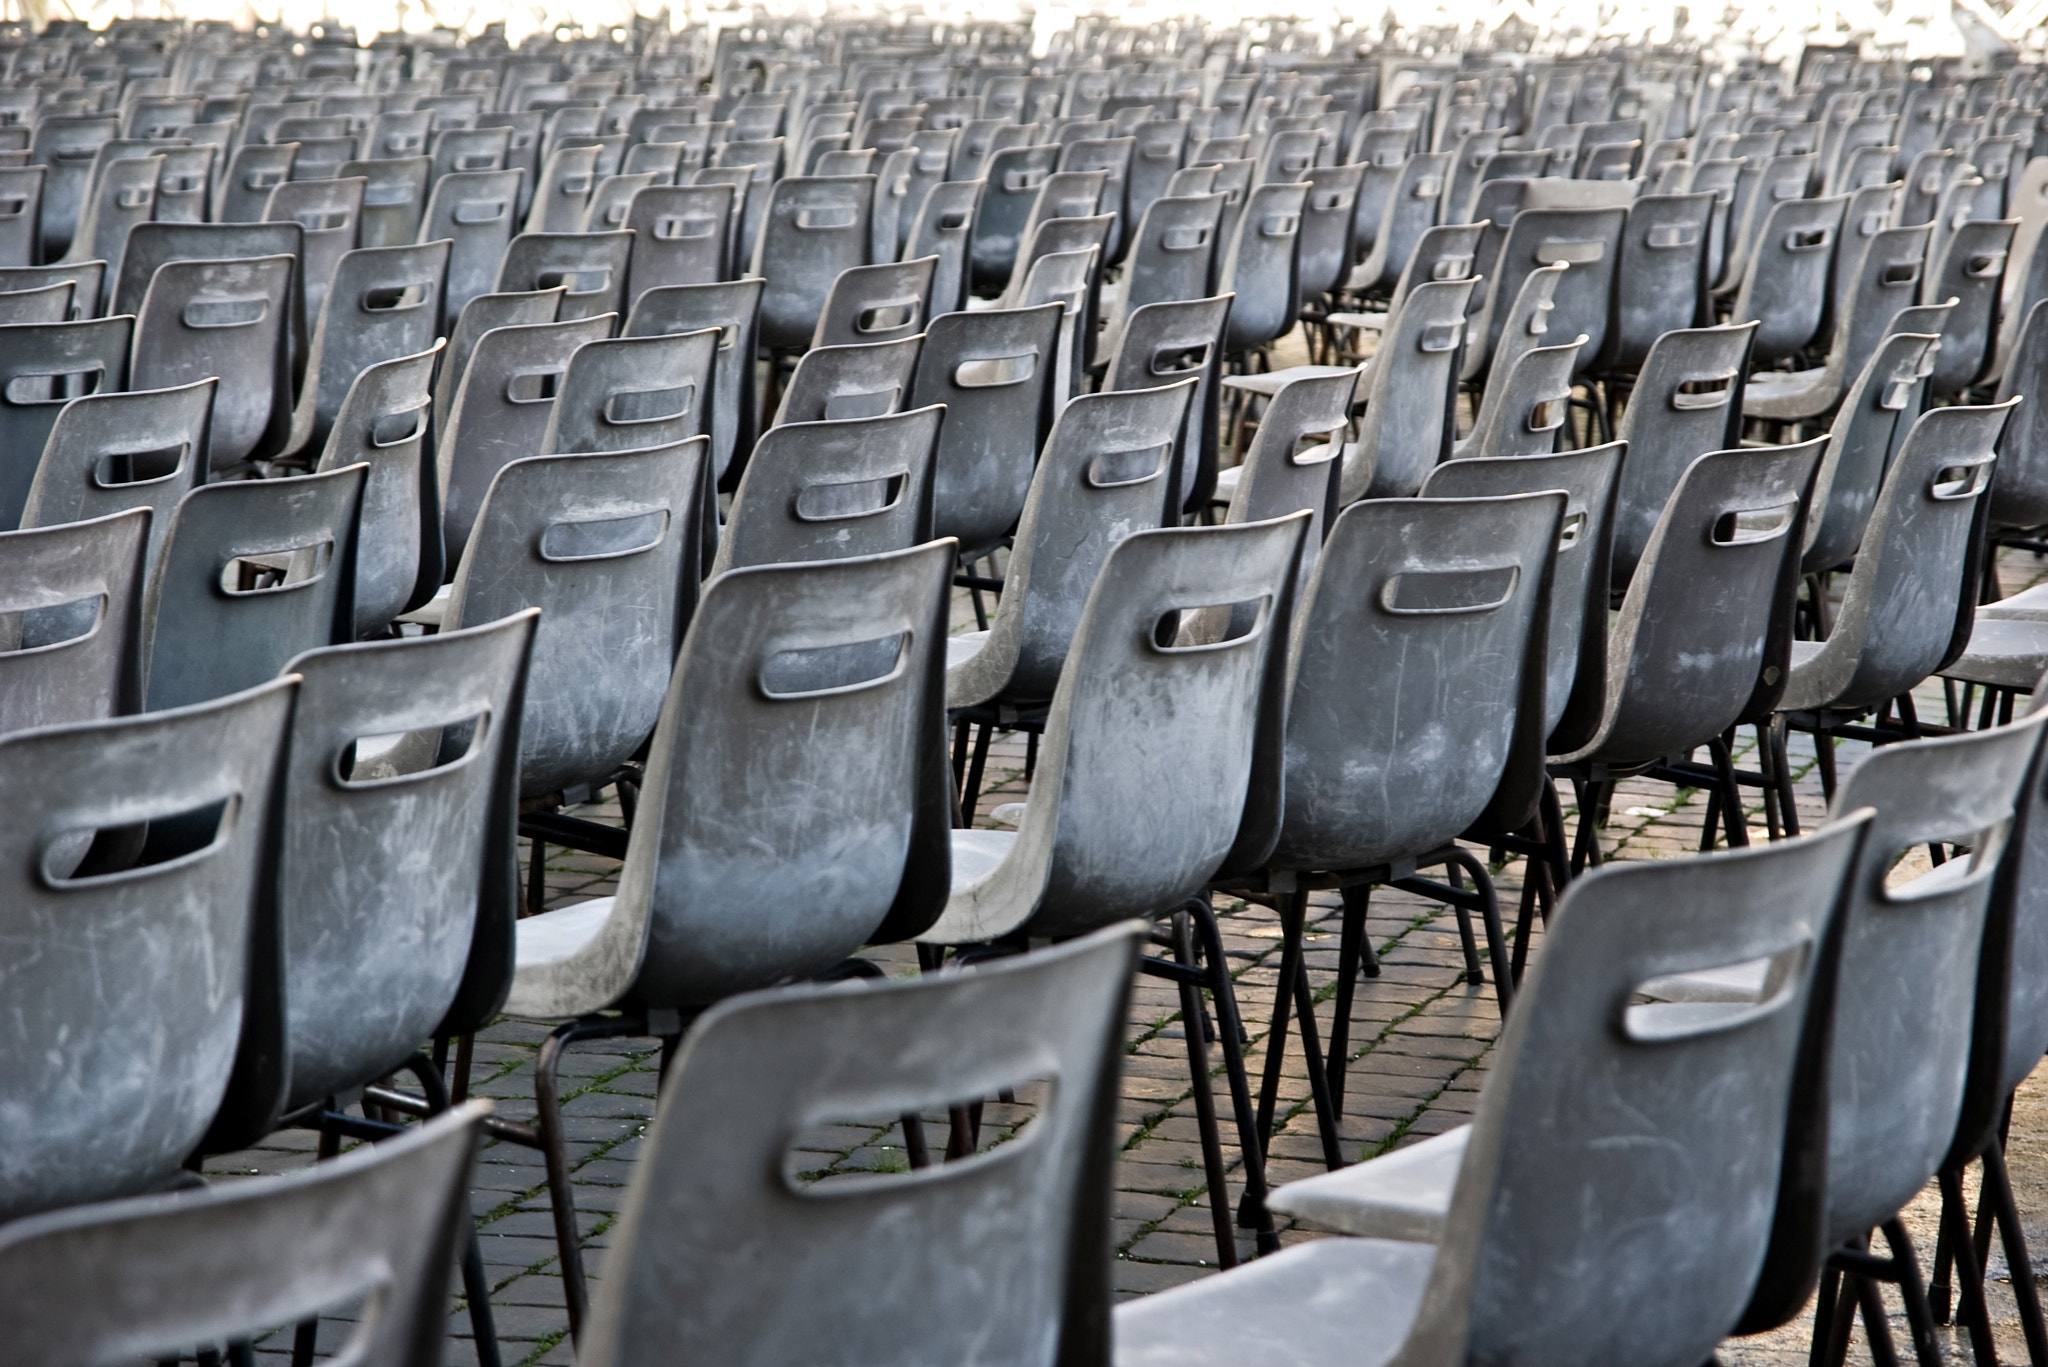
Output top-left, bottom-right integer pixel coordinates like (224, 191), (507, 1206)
(0, 164), (44, 269)
(216, 141), (298, 225)
(1215, 368), (1352, 583)
(1732, 194), (1847, 365)
(969, 143), (1062, 296)
(623, 182), (731, 303)
(344, 157), (433, 249)
(316, 344), (442, 635)
(113, 221), (305, 330)
(1478, 204), (1627, 378)
(1099, 293), (1231, 514)
(272, 614), (534, 1114)
(1747, 222), (1933, 423)
(444, 440), (706, 802)
(431, 285), (565, 451)
(0, 675), (296, 1225)
(812, 256), (935, 349)
(1109, 191), (1225, 354)
(60, 152), (157, 295)
(625, 276), (764, 487)
(583, 926), (1142, 1367)
(502, 537), (956, 1334)
(496, 229), (632, 324)
(1454, 335), (1584, 465)
(20, 377), (212, 578)
(752, 174), (875, 352)
(152, 145), (217, 228)
(283, 238), (449, 461)
(1610, 322), (1757, 584)
(1801, 328), (1944, 578)
(438, 312), (612, 556)
(903, 177), (979, 317)
(926, 512), (1311, 947)
(1125, 810), (1865, 1367)
(33, 114), (118, 257)
(420, 167), (524, 330)
(772, 334), (922, 427)
(1781, 399), (2012, 721)
(542, 328), (718, 456)
(894, 130), (958, 256)
(1014, 246), (1098, 406)
(947, 381), (1195, 725)
(264, 174), (364, 328)
(1346, 151), (1450, 298)
(0, 1101), (484, 1367)
(130, 254), (294, 474)
(909, 300), (1062, 560)
(582, 172), (659, 234)
(0, 314), (135, 529)
(1989, 299), (2048, 534)
(1295, 161), (1366, 303)
(0, 508), (149, 733)
(1339, 276), (1479, 501)
(715, 406), (943, 574)
(1217, 181), (1307, 360)
(1559, 439), (1826, 857)
(1922, 215), (2016, 398)
(143, 463), (366, 712)
(435, 128), (513, 190)
(523, 141), (600, 234)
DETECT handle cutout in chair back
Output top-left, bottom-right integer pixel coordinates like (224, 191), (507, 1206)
(369, 404), (428, 448)
(655, 212), (718, 240)
(1162, 225), (1210, 251)
(1646, 222), (1699, 249)
(796, 203), (859, 230)
(4, 366), (105, 405)
(536, 266), (612, 297)
(1258, 211), (1300, 237)
(1710, 501), (1796, 545)
(93, 443), (188, 486)
(1147, 342), (1209, 379)
(1626, 942), (1810, 1042)
(1420, 320), (1465, 353)
(604, 384), (694, 426)
(337, 708), (490, 786)
(0, 590), (104, 652)
(821, 387), (899, 421)
(781, 1073), (1049, 1190)
(183, 296), (269, 329)
(1880, 260), (1921, 287)
(1525, 395), (1568, 433)
(1379, 563), (1520, 615)
(955, 351), (1038, 388)
(759, 630), (909, 699)
(506, 368), (564, 403)
(1671, 371), (1737, 411)
(291, 208), (350, 233)
(1786, 226), (1832, 251)
(1087, 442), (1169, 489)
(540, 507), (670, 561)
(793, 472), (906, 521)
(42, 792), (238, 887)
(1930, 455), (1995, 501)
(857, 298), (920, 334)
(218, 539), (335, 594)
(1534, 237), (1605, 265)
(363, 281), (433, 312)
(453, 196), (508, 224)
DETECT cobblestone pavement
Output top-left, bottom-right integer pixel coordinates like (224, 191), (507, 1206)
(203, 400), (2048, 1364)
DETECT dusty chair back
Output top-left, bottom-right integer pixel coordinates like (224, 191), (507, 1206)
(0, 508), (150, 733)
(581, 926), (1142, 1367)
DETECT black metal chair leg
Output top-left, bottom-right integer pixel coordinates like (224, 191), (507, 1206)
(1810, 1264), (1853, 1367)
(1324, 884), (1371, 1112)
(1710, 734), (1749, 847)
(1251, 890), (1307, 1157)
(1881, 1217), (1944, 1367)
(1940, 1165), (2003, 1367)
(1541, 779), (1573, 891)
(1774, 718), (1803, 838)
(1287, 938), (1345, 1170)
(399, 1055), (503, 1367)
(1171, 907), (1239, 1270)
(1932, 1178), (1956, 1323)
(1984, 1138), (2048, 1364)
(536, 1014), (647, 1346)
(1815, 728), (1839, 805)
(1186, 899), (1278, 1251)
(960, 721), (995, 823)
(1445, 847), (1514, 1017)
(1854, 1270), (1905, 1367)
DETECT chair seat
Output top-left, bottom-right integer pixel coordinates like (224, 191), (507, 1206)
(1323, 310), (1387, 332)
(1939, 616), (2048, 692)
(396, 581), (452, 630)
(1266, 1125), (1467, 1242)
(1740, 366), (1836, 422)
(950, 827), (1015, 892)
(1982, 582), (2048, 622)
(1776, 638), (1832, 712)
(1213, 463), (1242, 502)
(947, 629), (991, 675)
(1112, 1236), (1433, 1367)
(1219, 364), (1359, 398)
(506, 896), (624, 1020)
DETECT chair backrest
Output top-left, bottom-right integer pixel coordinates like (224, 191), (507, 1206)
(1817, 713), (2048, 1245)
(419, 167), (525, 331)
(446, 440), (706, 799)
(1296, 161), (1366, 299)
(438, 312), (612, 555)
(20, 377), (211, 577)
(581, 924), (1139, 1367)
(0, 508), (150, 732)
(0, 164), (45, 269)
(894, 130), (957, 257)
(1826, 221), (1934, 395)
(63, 153), (158, 292)
(1803, 328), (1942, 575)
(1796, 399), (2011, 713)
(1350, 276), (1478, 500)
(495, 229), (632, 323)
(430, 123), (510, 185)
(1119, 191), (1225, 327)
(0, 315), (135, 529)
(1611, 321), (1756, 584)
(0, 1101), (483, 1367)
(144, 463), (366, 712)
(1422, 441), (1627, 753)
(430, 284), (565, 449)
(1992, 298), (2048, 529)
(291, 238), (449, 458)
(1484, 204), (1627, 372)
(970, 143), (1062, 296)
(316, 343), (442, 634)
(1227, 492), (1560, 877)
(1217, 180), (1307, 354)
(1732, 194), (1846, 365)
(33, 114), (119, 254)
(344, 155), (432, 249)
(265, 174), (364, 327)
(542, 328), (718, 455)
(813, 255), (936, 349)
(903, 178), (979, 317)
(583, 171), (660, 234)
(625, 276), (764, 486)
(773, 334), (922, 426)
(1390, 816), (1867, 1367)
(1099, 293), (1231, 514)
(1457, 335), (1583, 466)
(1352, 150), (1450, 295)
(524, 141), (601, 233)
(623, 182), (732, 303)
(949, 380), (1194, 711)
(751, 173), (876, 350)
(1221, 367), (1353, 584)
(1566, 439), (1824, 767)
(716, 406), (943, 574)
(1923, 216), (2017, 397)
(275, 615), (534, 1109)
(909, 301), (1063, 559)
(1386, 220), (1485, 316)
(130, 254), (294, 473)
